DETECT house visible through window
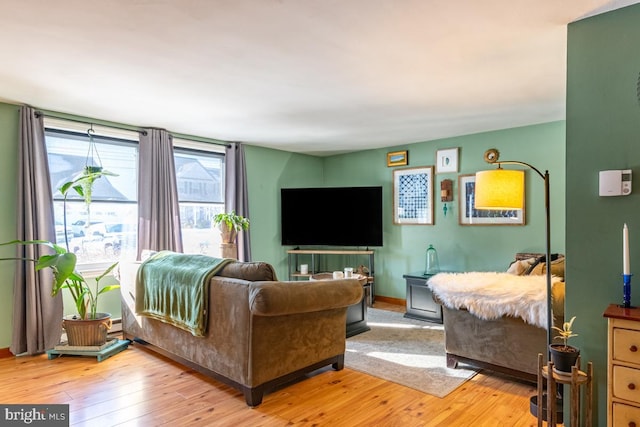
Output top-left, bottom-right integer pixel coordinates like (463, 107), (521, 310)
(44, 121), (226, 271)
(174, 144), (225, 257)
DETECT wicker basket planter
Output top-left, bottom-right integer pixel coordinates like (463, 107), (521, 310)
(62, 313), (112, 347)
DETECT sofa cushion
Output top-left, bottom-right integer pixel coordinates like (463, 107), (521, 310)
(218, 261), (277, 281)
(249, 280), (363, 316)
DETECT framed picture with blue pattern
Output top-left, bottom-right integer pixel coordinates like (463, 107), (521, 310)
(393, 166), (434, 225)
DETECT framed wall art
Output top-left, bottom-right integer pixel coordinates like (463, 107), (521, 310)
(458, 174), (525, 226)
(387, 150), (408, 167)
(393, 166), (434, 225)
(436, 147), (459, 173)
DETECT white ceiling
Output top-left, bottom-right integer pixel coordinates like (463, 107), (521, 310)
(0, 0), (635, 156)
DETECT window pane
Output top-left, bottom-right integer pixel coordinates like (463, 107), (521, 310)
(174, 148), (225, 256)
(46, 130), (138, 266)
(46, 132), (137, 202)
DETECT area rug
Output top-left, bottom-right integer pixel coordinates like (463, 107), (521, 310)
(344, 308), (478, 398)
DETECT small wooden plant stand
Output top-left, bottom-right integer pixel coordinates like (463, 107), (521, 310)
(47, 339), (129, 362)
(537, 353), (593, 426)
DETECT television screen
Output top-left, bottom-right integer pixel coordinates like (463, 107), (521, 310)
(281, 186), (383, 247)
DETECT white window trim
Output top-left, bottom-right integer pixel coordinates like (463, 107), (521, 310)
(43, 117), (140, 142)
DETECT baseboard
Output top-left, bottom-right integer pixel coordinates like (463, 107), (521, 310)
(374, 295), (405, 307)
(0, 347), (12, 358)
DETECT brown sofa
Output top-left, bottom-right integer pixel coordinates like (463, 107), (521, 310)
(120, 260), (363, 406)
(437, 254), (565, 382)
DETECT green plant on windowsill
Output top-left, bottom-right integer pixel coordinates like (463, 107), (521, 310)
(212, 211), (250, 244)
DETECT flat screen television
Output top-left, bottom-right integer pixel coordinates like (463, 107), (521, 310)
(280, 186), (383, 247)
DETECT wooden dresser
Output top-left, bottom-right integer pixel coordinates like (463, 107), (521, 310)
(604, 304), (640, 427)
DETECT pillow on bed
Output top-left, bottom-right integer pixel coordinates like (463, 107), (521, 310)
(506, 257), (536, 275)
(529, 256), (565, 280)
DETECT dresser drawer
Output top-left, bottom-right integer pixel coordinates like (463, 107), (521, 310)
(613, 402), (640, 427)
(614, 365), (640, 402)
(614, 328), (640, 365)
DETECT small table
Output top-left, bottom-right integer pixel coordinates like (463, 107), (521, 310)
(403, 272), (443, 323)
(311, 273), (370, 337)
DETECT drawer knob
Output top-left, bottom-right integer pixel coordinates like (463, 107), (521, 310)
(629, 422), (637, 427)
(629, 383), (636, 390)
(631, 345), (638, 353)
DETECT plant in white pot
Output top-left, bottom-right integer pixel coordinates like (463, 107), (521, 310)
(549, 315), (580, 373)
(212, 211), (249, 259)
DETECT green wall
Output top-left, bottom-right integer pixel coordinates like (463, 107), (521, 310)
(244, 145), (325, 277)
(243, 122), (566, 295)
(567, 4), (640, 424)
(323, 122), (566, 298)
(0, 103), (19, 347)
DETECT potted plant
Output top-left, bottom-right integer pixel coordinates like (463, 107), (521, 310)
(1, 239), (119, 346)
(212, 211), (249, 260)
(0, 166), (120, 347)
(212, 211), (250, 243)
(549, 315), (580, 373)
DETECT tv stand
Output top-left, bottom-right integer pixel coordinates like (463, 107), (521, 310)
(286, 249), (375, 303)
(286, 249), (375, 338)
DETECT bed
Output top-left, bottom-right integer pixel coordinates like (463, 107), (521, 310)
(427, 253), (566, 382)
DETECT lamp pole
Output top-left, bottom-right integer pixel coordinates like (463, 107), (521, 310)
(482, 149), (559, 422)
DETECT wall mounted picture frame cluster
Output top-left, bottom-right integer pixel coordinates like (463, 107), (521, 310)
(436, 147), (459, 173)
(458, 174), (525, 225)
(387, 150), (408, 167)
(393, 166), (434, 225)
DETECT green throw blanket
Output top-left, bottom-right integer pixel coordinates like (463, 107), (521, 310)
(135, 251), (233, 336)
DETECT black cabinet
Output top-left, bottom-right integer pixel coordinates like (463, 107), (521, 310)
(403, 272), (442, 323)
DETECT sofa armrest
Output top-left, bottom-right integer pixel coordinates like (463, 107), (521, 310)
(249, 280), (363, 316)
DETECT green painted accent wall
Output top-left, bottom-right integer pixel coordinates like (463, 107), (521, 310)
(321, 122), (566, 298)
(567, 4), (640, 424)
(244, 123), (566, 292)
(244, 145), (325, 279)
(0, 103), (19, 348)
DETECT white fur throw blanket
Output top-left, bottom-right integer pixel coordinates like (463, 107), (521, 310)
(427, 272), (561, 329)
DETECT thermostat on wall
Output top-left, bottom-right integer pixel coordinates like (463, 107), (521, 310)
(599, 169), (632, 196)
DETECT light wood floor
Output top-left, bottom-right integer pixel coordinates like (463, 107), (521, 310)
(0, 303), (541, 426)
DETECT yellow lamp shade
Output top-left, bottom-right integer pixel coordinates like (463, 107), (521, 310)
(474, 169), (524, 210)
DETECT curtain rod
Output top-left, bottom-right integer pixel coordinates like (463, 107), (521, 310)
(35, 110), (233, 148)
(34, 110), (148, 136)
(171, 133), (231, 148)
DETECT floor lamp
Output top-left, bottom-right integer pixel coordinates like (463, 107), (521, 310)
(474, 148), (560, 420)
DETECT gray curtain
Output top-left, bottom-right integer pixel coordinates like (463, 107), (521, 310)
(12, 105), (63, 355)
(225, 142), (251, 261)
(137, 128), (183, 259)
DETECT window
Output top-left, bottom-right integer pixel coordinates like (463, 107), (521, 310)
(43, 120), (227, 271)
(174, 143), (225, 256)
(45, 126), (139, 269)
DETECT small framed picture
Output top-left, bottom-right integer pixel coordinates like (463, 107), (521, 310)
(436, 148), (459, 173)
(387, 150), (408, 167)
(393, 166), (434, 225)
(458, 174), (525, 226)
